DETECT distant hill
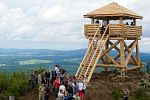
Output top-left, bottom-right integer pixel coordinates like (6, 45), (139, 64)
(0, 48), (150, 73)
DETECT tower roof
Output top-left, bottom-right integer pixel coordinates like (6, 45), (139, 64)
(84, 2), (143, 19)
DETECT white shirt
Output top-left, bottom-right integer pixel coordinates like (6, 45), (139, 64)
(58, 92), (64, 98)
(54, 67), (60, 74)
(38, 74), (42, 84)
(78, 83), (86, 90)
(59, 85), (66, 94)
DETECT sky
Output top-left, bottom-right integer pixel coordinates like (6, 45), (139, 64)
(0, 0), (150, 52)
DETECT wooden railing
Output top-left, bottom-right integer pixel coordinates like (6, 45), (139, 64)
(125, 25), (142, 37)
(84, 24), (142, 38)
(75, 24), (100, 77)
(109, 24), (125, 36)
(84, 24), (100, 36)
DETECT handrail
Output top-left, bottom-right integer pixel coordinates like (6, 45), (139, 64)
(75, 24), (100, 77)
(84, 25), (109, 76)
(86, 35), (109, 82)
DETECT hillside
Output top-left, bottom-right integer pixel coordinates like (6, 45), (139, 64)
(18, 71), (150, 100)
(84, 71), (150, 100)
(0, 48), (150, 73)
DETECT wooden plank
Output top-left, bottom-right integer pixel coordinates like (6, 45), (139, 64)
(120, 40), (124, 66)
(127, 66), (143, 71)
(76, 25), (100, 78)
(86, 28), (109, 82)
(99, 40), (120, 59)
(96, 64), (127, 68)
(105, 53), (119, 65)
(101, 56), (107, 64)
(105, 41), (109, 71)
(124, 41), (137, 65)
(136, 40), (140, 66)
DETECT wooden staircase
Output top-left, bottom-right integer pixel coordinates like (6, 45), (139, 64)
(75, 25), (109, 83)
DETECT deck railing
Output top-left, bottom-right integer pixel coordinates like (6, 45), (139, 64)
(84, 24), (142, 38)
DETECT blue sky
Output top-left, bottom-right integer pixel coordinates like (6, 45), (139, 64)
(0, 0), (150, 53)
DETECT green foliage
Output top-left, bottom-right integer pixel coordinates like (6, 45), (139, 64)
(112, 88), (123, 100)
(0, 73), (10, 92)
(132, 88), (150, 100)
(0, 68), (46, 99)
(8, 72), (28, 96)
(0, 72), (29, 99)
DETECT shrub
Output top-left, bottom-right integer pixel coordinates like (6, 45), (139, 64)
(8, 72), (28, 96)
(0, 73), (10, 92)
(0, 72), (29, 99)
(133, 88), (150, 100)
(112, 88), (123, 100)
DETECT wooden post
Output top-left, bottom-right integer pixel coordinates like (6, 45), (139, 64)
(136, 40), (140, 66)
(119, 17), (125, 75)
(120, 40), (124, 65)
(91, 18), (95, 24)
(133, 19), (136, 25)
(105, 41), (109, 71)
(119, 17), (123, 24)
(120, 40), (125, 75)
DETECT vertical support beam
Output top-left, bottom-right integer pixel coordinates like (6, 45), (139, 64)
(136, 40), (140, 66)
(105, 41), (109, 71)
(133, 18), (136, 25)
(120, 40), (125, 65)
(91, 18), (94, 24)
(120, 40), (125, 75)
(119, 17), (123, 24)
(119, 17), (125, 75)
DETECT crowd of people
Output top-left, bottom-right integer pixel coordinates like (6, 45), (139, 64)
(29, 65), (87, 100)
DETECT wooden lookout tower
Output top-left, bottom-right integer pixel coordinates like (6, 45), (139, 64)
(75, 2), (143, 83)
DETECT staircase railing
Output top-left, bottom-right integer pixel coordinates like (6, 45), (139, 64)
(75, 25), (100, 77)
(87, 35), (109, 82)
(84, 25), (109, 77)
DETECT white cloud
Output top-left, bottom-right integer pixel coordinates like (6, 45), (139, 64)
(40, 5), (67, 22)
(0, 0), (149, 51)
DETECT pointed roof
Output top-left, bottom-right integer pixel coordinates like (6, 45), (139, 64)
(84, 2), (143, 19)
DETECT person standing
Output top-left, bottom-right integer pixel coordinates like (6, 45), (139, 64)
(59, 82), (66, 96)
(72, 81), (78, 97)
(54, 77), (60, 98)
(34, 71), (38, 85)
(95, 19), (100, 24)
(58, 89), (65, 100)
(46, 70), (50, 86)
(45, 84), (50, 100)
(78, 80), (86, 100)
(39, 84), (45, 100)
(38, 73), (42, 85)
(54, 65), (60, 76)
(52, 69), (57, 85)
